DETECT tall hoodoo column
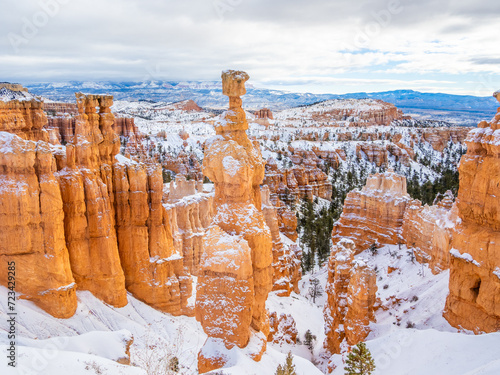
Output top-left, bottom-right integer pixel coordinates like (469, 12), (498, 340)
(195, 70), (274, 373)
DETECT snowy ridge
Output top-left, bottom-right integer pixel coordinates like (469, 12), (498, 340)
(0, 87), (37, 102)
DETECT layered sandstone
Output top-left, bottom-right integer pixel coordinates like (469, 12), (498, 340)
(44, 102), (79, 115)
(57, 94), (126, 307)
(0, 132), (77, 318)
(323, 239), (377, 354)
(0, 93), (194, 318)
(332, 169), (410, 252)
(263, 160), (332, 203)
(196, 70), (273, 373)
(0, 99), (49, 142)
(444, 94), (500, 332)
(254, 108), (273, 120)
(402, 192), (459, 274)
(261, 186), (301, 296)
(166, 175), (214, 275)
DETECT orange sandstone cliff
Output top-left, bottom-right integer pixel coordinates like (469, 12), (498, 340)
(444, 93), (500, 332)
(331, 169), (410, 252)
(0, 93), (194, 318)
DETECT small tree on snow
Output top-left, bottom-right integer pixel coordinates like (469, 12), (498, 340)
(344, 342), (376, 375)
(308, 277), (323, 304)
(304, 329), (316, 351)
(275, 351), (297, 375)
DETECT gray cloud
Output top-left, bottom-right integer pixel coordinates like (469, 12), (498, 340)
(0, 0), (499, 95)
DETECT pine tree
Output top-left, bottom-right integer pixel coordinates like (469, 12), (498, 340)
(344, 342), (376, 375)
(275, 352), (297, 375)
(304, 329), (317, 351)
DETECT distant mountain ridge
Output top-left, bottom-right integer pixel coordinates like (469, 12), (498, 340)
(23, 81), (498, 126)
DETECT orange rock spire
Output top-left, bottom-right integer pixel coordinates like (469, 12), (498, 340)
(196, 70), (273, 373)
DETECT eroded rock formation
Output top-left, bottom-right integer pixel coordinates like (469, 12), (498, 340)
(268, 312), (297, 345)
(402, 192), (459, 274)
(166, 175), (214, 276)
(261, 186), (301, 296)
(323, 238), (377, 355)
(255, 108), (273, 120)
(0, 94), (194, 318)
(0, 132), (77, 318)
(263, 160), (332, 203)
(196, 70), (273, 373)
(444, 93), (500, 332)
(0, 99), (49, 142)
(332, 169), (410, 252)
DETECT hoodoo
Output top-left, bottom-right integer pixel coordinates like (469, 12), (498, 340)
(195, 70), (274, 373)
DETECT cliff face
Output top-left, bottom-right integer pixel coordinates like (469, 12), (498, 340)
(261, 186), (301, 296)
(332, 169), (410, 252)
(263, 161), (332, 203)
(323, 239), (377, 355)
(0, 132), (76, 318)
(444, 97), (500, 332)
(166, 176), (214, 276)
(402, 193), (458, 274)
(0, 94), (193, 318)
(0, 100), (49, 142)
(196, 70), (273, 373)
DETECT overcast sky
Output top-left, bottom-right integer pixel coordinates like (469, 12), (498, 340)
(1, 0), (499, 95)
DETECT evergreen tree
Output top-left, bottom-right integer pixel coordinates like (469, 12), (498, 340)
(344, 342), (375, 375)
(304, 330), (316, 351)
(275, 352), (297, 375)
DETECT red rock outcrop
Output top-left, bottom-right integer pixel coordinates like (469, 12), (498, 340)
(0, 99), (49, 142)
(166, 175), (214, 275)
(323, 238), (377, 355)
(402, 192), (459, 274)
(261, 186), (301, 296)
(113, 160), (192, 315)
(332, 169), (410, 252)
(255, 108), (273, 120)
(0, 83), (28, 92)
(444, 95), (500, 332)
(46, 117), (76, 144)
(196, 70), (273, 373)
(264, 160), (332, 203)
(0, 93), (196, 318)
(355, 142), (411, 166)
(113, 116), (141, 146)
(274, 99), (404, 127)
(56, 94), (127, 308)
(0, 132), (77, 318)
(268, 312), (298, 345)
(44, 102), (79, 115)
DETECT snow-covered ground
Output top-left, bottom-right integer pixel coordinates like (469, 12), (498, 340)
(1, 245), (499, 374)
(275, 244), (500, 374)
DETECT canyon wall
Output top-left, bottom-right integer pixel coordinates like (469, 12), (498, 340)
(444, 95), (500, 332)
(261, 186), (301, 296)
(0, 94), (193, 318)
(0, 132), (77, 318)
